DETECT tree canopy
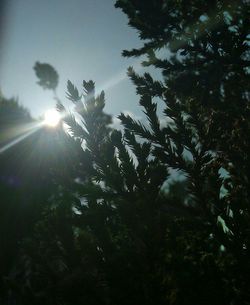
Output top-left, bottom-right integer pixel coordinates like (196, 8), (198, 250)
(1, 0), (249, 304)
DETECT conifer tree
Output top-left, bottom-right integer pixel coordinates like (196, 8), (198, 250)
(21, 63), (173, 304)
(115, 0), (250, 247)
(114, 0), (250, 303)
(8, 1), (249, 304)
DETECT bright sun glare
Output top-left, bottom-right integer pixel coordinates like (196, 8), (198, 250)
(44, 109), (61, 127)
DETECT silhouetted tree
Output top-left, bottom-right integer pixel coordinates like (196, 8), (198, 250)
(114, 0), (250, 303)
(0, 94), (35, 302)
(5, 0), (249, 304)
(14, 80), (169, 304)
(0, 93), (83, 304)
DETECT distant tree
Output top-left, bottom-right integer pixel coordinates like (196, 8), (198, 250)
(8, 0), (249, 304)
(0, 94), (34, 301)
(0, 93), (83, 304)
(0, 93), (32, 142)
(33, 62), (59, 91)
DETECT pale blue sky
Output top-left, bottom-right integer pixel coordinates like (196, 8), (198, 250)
(0, 0), (145, 119)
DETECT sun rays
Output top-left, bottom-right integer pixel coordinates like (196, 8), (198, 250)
(0, 108), (61, 154)
(0, 123), (42, 154)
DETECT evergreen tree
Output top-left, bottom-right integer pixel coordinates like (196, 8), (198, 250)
(114, 0), (250, 303)
(6, 0), (249, 304)
(12, 62), (174, 304)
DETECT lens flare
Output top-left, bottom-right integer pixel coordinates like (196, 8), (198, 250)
(0, 122), (42, 154)
(44, 109), (60, 127)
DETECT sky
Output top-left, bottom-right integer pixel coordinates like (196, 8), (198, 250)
(0, 0), (145, 120)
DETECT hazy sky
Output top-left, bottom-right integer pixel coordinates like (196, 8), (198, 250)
(0, 0), (145, 119)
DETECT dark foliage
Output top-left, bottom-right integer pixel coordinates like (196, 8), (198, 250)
(0, 94), (84, 304)
(1, 0), (249, 304)
(114, 0), (250, 303)
(0, 94), (32, 138)
(34, 62), (59, 91)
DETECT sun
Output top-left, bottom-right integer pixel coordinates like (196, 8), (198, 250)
(44, 109), (61, 127)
